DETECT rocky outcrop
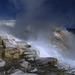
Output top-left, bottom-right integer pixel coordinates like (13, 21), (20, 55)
(0, 35), (71, 75)
(35, 57), (58, 66)
(0, 35), (38, 60)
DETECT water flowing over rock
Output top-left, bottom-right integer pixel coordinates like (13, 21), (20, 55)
(0, 34), (72, 75)
(0, 35), (40, 74)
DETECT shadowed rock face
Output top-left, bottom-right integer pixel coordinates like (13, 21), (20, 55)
(35, 57), (58, 66)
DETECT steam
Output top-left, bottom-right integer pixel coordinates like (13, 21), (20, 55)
(1, 0), (75, 58)
(0, 0), (75, 67)
(6, 0), (75, 40)
(0, 0), (73, 42)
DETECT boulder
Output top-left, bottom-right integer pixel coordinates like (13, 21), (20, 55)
(35, 57), (58, 66)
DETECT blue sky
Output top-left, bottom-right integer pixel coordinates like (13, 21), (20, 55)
(0, 0), (75, 40)
(0, 0), (75, 18)
(0, 0), (20, 19)
(0, 0), (75, 28)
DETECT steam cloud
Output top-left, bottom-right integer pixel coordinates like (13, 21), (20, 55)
(0, 0), (75, 63)
(0, 0), (74, 42)
(3, 0), (74, 41)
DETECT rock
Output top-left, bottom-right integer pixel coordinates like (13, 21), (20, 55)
(18, 59), (32, 71)
(0, 48), (28, 59)
(10, 70), (24, 75)
(20, 60), (29, 69)
(30, 68), (38, 73)
(24, 51), (37, 55)
(17, 41), (27, 45)
(27, 58), (34, 61)
(6, 67), (18, 74)
(19, 48), (27, 55)
(57, 62), (70, 70)
(68, 69), (75, 74)
(29, 57), (59, 74)
(0, 53), (2, 58)
(0, 35), (8, 40)
(25, 45), (31, 48)
(23, 49), (39, 61)
(4, 49), (20, 58)
(0, 40), (2, 45)
(0, 45), (3, 49)
(5, 45), (17, 49)
(26, 55), (36, 58)
(2, 39), (17, 49)
(35, 57), (58, 66)
(11, 71), (38, 75)
(0, 59), (6, 67)
(22, 73), (38, 75)
(17, 41), (28, 48)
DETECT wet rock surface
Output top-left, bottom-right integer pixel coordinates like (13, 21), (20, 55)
(0, 35), (73, 75)
(35, 57), (58, 66)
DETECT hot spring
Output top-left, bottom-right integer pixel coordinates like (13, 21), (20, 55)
(1, 26), (75, 70)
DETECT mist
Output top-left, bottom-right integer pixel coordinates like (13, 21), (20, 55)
(2, 0), (73, 41)
(0, 0), (75, 61)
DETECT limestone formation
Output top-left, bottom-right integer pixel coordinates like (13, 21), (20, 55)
(0, 34), (67, 75)
(0, 35), (36, 60)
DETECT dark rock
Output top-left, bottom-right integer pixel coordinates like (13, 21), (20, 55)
(35, 57), (58, 66)
(25, 45), (31, 48)
(11, 72), (38, 75)
(0, 45), (3, 49)
(6, 67), (17, 74)
(0, 59), (5, 67)
(0, 40), (2, 45)
(20, 60), (29, 69)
